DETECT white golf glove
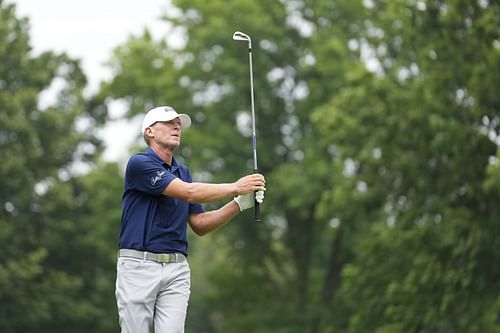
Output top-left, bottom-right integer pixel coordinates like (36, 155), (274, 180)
(234, 191), (265, 212)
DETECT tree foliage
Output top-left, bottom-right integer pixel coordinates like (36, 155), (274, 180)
(0, 1), (118, 331)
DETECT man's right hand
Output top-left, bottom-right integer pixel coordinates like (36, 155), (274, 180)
(234, 173), (266, 195)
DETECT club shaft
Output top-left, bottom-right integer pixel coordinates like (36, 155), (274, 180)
(248, 47), (258, 171)
(248, 44), (261, 222)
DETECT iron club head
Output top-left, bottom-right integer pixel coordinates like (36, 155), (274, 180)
(232, 31), (251, 42)
(233, 31), (252, 49)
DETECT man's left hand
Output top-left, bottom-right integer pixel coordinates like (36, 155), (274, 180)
(234, 190), (265, 211)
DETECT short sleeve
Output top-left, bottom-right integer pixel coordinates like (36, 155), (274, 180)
(125, 154), (176, 195)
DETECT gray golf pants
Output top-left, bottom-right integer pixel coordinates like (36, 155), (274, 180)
(116, 257), (191, 333)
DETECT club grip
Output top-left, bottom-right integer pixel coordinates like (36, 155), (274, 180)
(254, 198), (261, 222)
(254, 169), (261, 222)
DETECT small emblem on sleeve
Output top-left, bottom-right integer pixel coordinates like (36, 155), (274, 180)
(151, 171), (165, 186)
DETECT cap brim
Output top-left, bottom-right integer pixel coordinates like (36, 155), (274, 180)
(178, 114), (191, 128)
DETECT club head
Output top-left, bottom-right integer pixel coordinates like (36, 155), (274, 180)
(233, 31), (251, 42)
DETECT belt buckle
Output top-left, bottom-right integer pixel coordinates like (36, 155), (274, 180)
(156, 253), (171, 263)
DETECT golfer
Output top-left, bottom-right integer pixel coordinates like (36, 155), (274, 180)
(115, 105), (266, 333)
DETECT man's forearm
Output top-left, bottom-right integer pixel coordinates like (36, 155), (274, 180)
(185, 182), (238, 203)
(189, 200), (241, 236)
(164, 180), (237, 203)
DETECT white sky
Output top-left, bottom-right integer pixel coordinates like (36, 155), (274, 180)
(10, 0), (173, 161)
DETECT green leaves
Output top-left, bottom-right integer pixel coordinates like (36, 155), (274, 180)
(0, 2), (116, 332)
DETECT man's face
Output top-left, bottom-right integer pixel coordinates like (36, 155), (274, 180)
(149, 118), (182, 149)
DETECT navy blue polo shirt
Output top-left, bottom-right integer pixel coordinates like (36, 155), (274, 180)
(119, 147), (204, 256)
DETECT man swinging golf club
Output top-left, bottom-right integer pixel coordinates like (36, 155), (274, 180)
(115, 105), (266, 333)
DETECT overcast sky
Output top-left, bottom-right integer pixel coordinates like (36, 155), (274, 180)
(13, 0), (171, 90)
(11, 0), (173, 161)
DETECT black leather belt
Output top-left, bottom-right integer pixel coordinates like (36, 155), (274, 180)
(118, 249), (186, 263)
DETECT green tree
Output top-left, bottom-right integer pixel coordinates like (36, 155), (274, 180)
(312, 0), (500, 331)
(0, 2), (118, 331)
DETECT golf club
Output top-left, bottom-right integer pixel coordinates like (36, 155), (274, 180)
(232, 31), (261, 222)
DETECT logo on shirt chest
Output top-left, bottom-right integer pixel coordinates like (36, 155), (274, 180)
(151, 170), (165, 186)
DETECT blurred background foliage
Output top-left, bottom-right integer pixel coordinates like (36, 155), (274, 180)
(1, 0), (499, 332)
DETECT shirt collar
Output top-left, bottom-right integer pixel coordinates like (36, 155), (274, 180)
(145, 147), (180, 172)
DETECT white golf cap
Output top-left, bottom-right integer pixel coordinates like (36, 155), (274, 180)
(141, 105), (192, 133)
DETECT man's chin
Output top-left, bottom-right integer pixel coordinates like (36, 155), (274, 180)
(168, 140), (181, 149)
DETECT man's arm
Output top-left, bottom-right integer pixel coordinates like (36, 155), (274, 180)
(163, 173), (265, 203)
(188, 200), (241, 236)
(189, 191), (264, 236)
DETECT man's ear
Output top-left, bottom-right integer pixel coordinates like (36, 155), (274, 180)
(143, 127), (155, 145)
(145, 127), (154, 138)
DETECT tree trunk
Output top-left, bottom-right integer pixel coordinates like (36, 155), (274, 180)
(309, 227), (344, 333)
